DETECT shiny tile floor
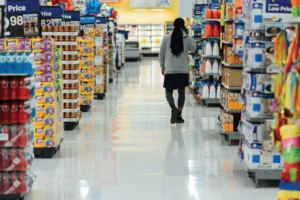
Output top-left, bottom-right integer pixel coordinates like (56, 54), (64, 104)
(28, 58), (277, 200)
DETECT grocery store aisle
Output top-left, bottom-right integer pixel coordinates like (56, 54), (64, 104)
(28, 58), (277, 200)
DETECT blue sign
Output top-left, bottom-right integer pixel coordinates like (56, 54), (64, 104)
(194, 4), (207, 16)
(96, 17), (109, 24)
(62, 11), (80, 21)
(7, 0), (40, 14)
(40, 6), (63, 19)
(80, 16), (96, 24)
(265, 0), (291, 14)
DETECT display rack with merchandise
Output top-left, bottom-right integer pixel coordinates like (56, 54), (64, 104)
(78, 16), (96, 112)
(34, 6), (65, 158)
(235, 0), (291, 187)
(116, 33), (125, 69)
(33, 38), (64, 158)
(94, 17), (109, 100)
(190, 3), (221, 106)
(118, 24), (165, 54)
(108, 19), (116, 83)
(57, 11), (81, 131)
(0, 37), (37, 199)
(218, 0), (244, 145)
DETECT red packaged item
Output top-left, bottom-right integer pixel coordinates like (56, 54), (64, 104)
(10, 102), (18, 124)
(2, 103), (10, 124)
(0, 173), (28, 194)
(18, 77), (31, 100)
(0, 125), (29, 148)
(18, 102), (31, 124)
(9, 78), (18, 100)
(212, 24), (220, 37)
(204, 23), (213, 37)
(0, 149), (29, 171)
(1, 78), (10, 100)
(205, 8), (212, 19)
(212, 9), (219, 19)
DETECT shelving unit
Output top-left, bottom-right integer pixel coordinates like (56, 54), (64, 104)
(190, 4), (221, 106)
(218, 0), (244, 146)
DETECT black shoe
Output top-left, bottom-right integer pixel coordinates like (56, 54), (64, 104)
(171, 108), (180, 124)
(176, 116), (185, 123)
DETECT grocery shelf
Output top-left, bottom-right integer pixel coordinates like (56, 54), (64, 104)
(218, 123), (241, 146)
(201, 54), (221, 59)
(243, 162), (283, 188)
(200, 72), (221, 76)
(245, 113), (274, 123)
(222, 61), (243, 68)
(202, 98), (220, 106)
(202, 36), (221, 40)
(221, 83), (242, 90)
(203, 18), (221, 22)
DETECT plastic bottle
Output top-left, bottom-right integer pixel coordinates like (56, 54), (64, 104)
(9, 77), (18, 100)
(1, 78), (10, 100)
(212, 60), (219, 73)
(212, 41), (220, 56)
(0, 53), (7, 74)
(205, 42), (213, 56)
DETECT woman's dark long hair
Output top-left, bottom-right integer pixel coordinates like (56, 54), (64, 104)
(171, 18), (185, 57)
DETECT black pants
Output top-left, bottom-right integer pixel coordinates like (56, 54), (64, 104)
(166, 88), (186, 109)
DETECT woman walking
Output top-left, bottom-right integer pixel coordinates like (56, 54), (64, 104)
(159, 18), (197, 124)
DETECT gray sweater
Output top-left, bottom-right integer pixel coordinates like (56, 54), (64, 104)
(159, 33), (197, 74)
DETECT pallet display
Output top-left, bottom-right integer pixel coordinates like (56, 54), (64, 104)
(190, 4), (221, 106)
(33, 38), (64, 157)
(78, 16), (97, 112)
(78, 38), (94, 113)
(217, 0), (244, 145)
(57, 12), (81, 131)
(94, 18), (109, 100)
(0, 38), (36, 199)
(108, 19), (116, 83)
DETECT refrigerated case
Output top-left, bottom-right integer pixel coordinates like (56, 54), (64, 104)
(118, 24), (164, 54)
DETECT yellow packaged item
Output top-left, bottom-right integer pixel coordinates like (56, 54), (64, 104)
(35, 82), (56, 94)
(35, 93), (57, 104)
(34, 126), (57, 138)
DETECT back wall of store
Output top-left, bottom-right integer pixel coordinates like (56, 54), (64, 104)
(105, 0), (180, 24)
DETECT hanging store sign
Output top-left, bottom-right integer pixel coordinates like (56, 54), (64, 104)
(40, 6), (63, 26)
(5, 0), (40, 37)
(265, 0), (291, 15)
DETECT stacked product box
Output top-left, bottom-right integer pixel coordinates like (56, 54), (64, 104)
(55, 26), (81, 130)
(94, 22), (109, 99)
(78, 38), (95, 112)
(0, 38), (36, 197)
(33, 38), (64, 149)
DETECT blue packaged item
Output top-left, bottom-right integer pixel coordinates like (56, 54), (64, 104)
(6, 52), (16, 74)
(0, 52), (7, 74)
(23, 53), (34, 75)
(16, 52), (24, 73)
